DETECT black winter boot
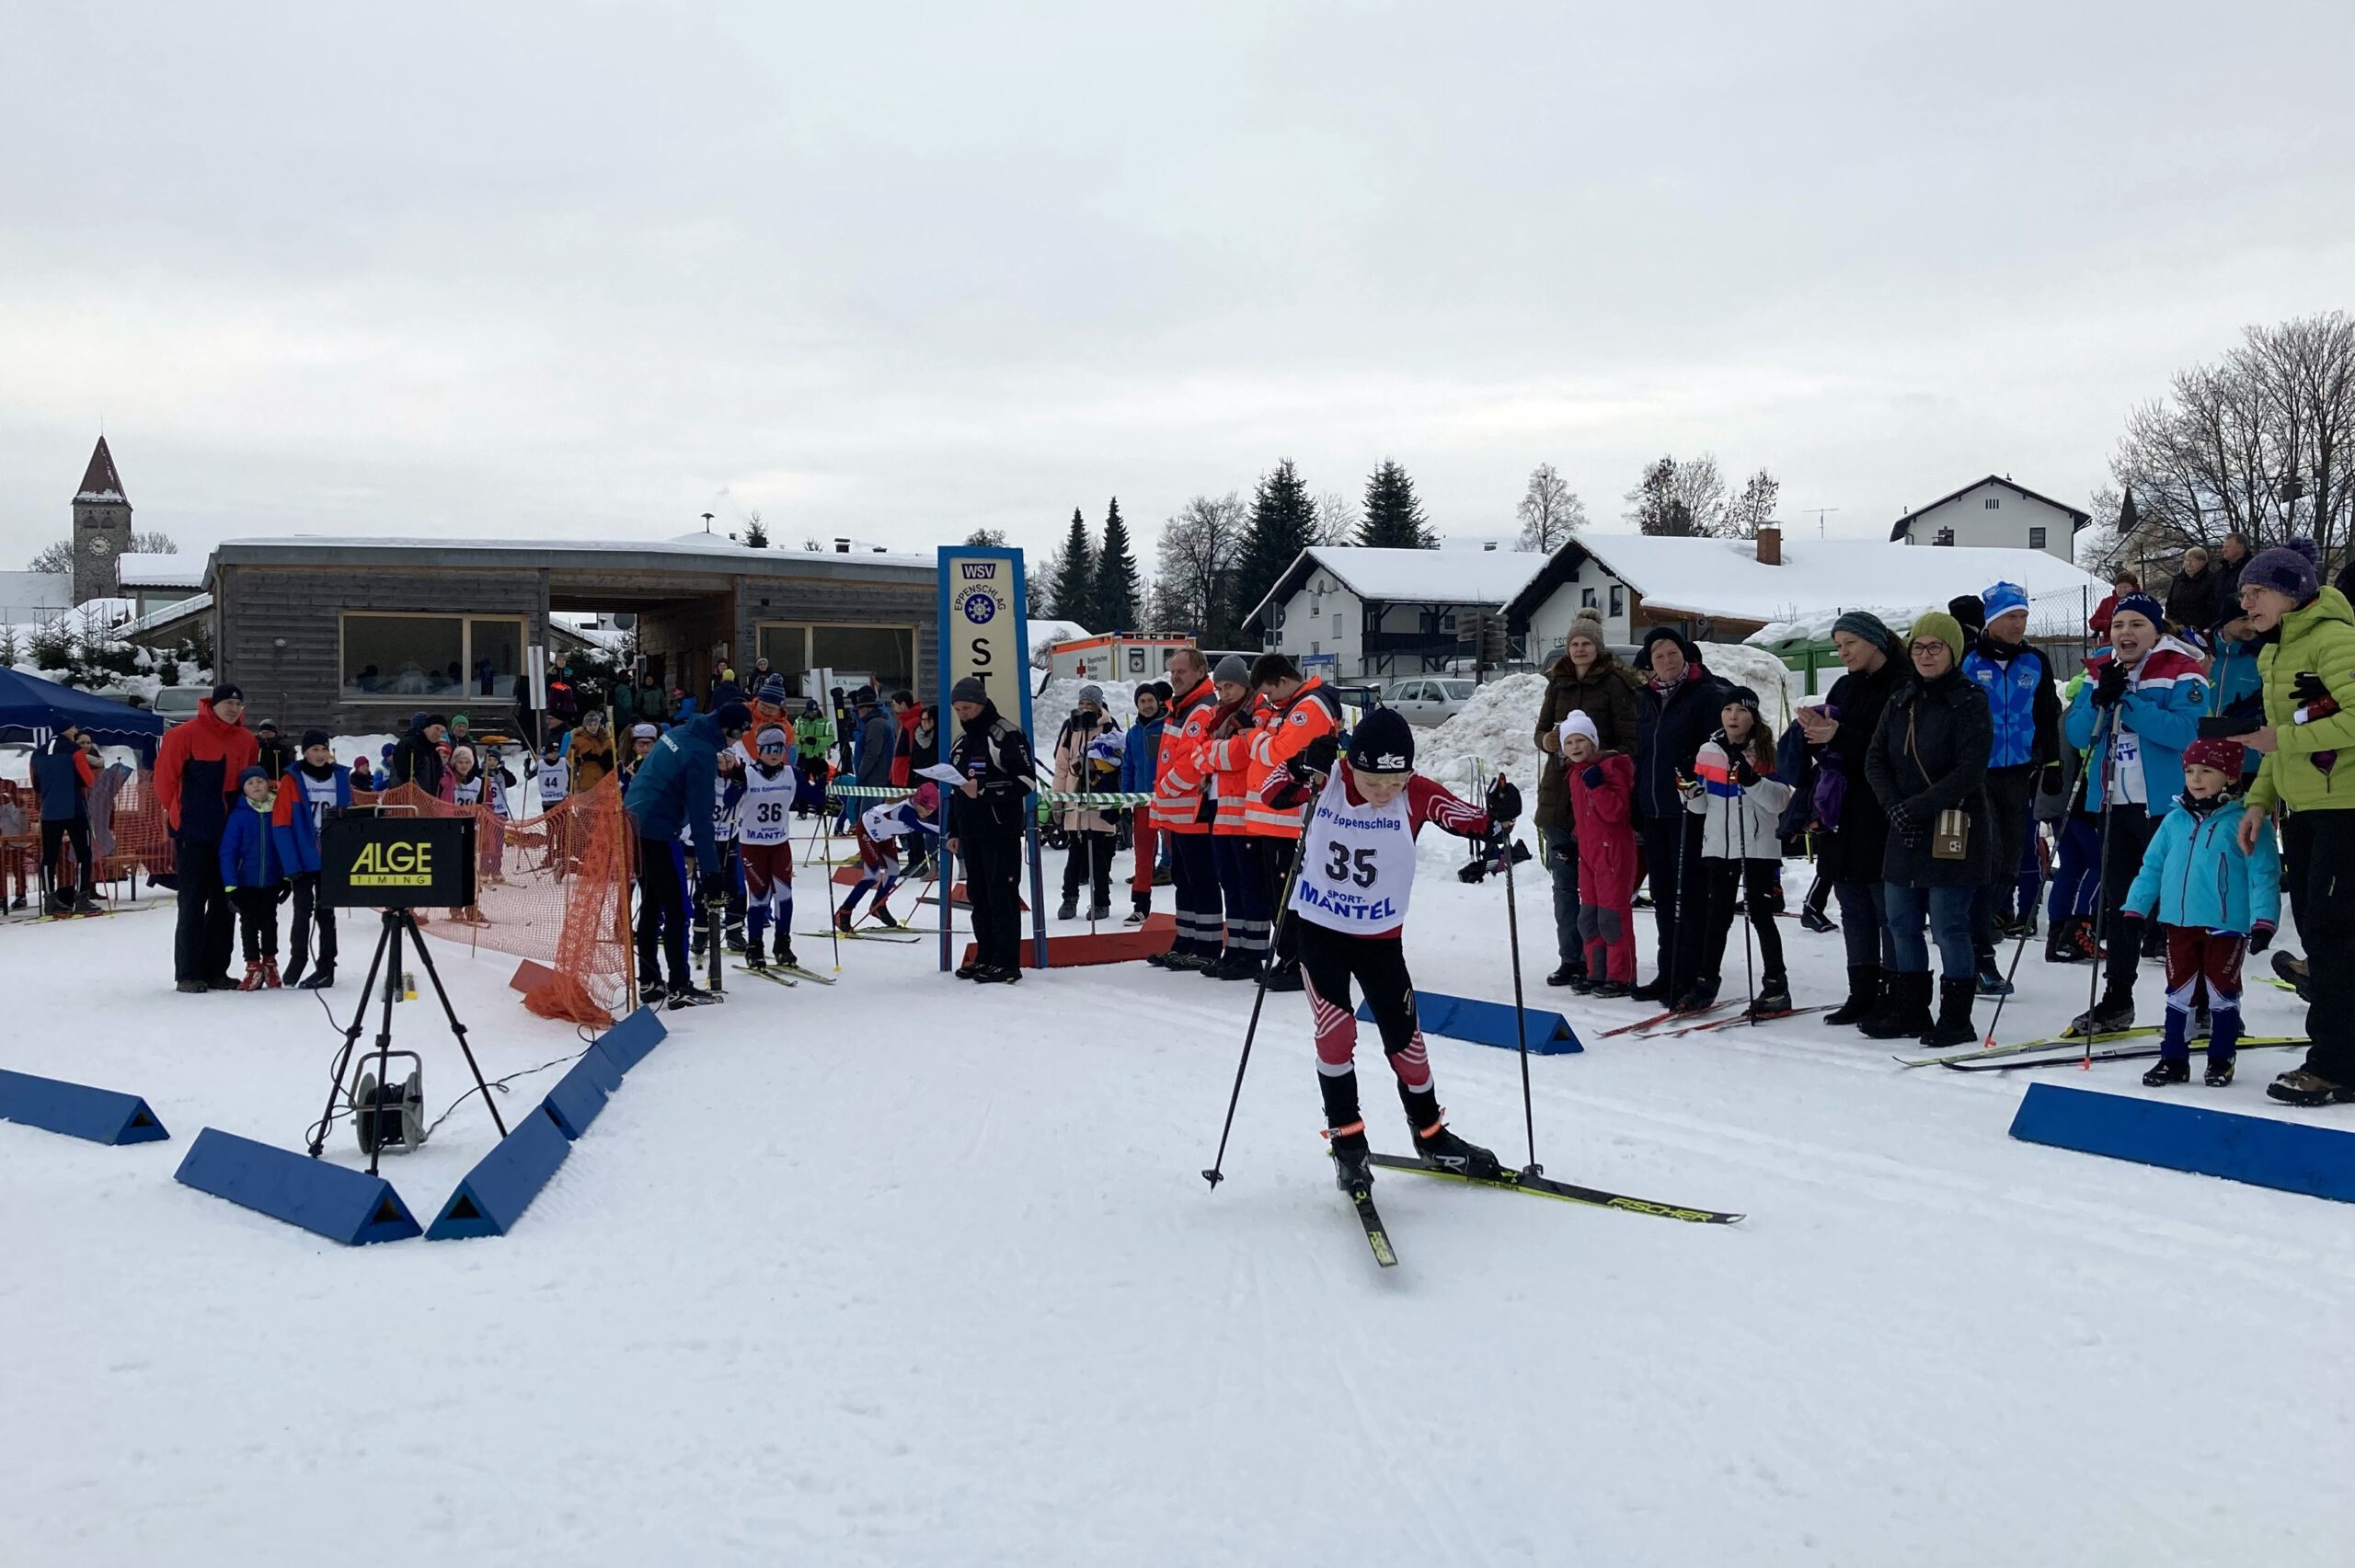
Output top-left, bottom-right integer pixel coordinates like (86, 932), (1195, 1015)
(2066, 989), (2137, 1038)
(1824, 965), (1884, 1027)
(1918, 977), (1978, 1049)
(1744, 979), (1793, 1018)
(1411, 1121), (1505, 1180)
(1859, 972), (1936, 1039)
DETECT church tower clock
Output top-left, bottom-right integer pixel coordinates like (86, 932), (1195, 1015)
(72, 435), (132, 604)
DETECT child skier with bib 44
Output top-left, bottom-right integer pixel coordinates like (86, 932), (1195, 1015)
(1262, 706), (1522, 1193)
(1679, 687), (1794, 1018)
(836, 784), (942, 931)
(2121, 735), (2280, 1087)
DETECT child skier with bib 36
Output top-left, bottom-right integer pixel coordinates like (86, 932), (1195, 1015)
(2121, 735), (2280, 1087)
(736, 725), (802, 972)
(1680, 688), (1794, 1018)
(1261, 706), (1521, 1194)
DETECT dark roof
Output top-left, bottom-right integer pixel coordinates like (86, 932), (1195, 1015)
(75, 436), (127, 503)
(1889, 475), (2090, 541)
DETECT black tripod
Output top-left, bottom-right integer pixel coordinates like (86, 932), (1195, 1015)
(307, 909), (506, 1173)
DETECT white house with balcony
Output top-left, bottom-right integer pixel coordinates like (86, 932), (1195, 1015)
(1889, 475), (2089, 560)
(1242, 546), (1549, 680)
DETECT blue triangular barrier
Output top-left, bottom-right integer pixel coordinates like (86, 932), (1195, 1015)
(596, 1005), (669, 1074)
(2011, 1082), (2355, 1204)
(174, 1128), (420, 1244)
(0, 1067), (170, 1145)
(427, 1105), (572, 1241)
(541, 1044), (624, 1141)
(1357, 990), (1582, 1055)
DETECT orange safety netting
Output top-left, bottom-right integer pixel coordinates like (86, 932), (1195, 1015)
(2, 767), (178, 908)
(362, 776), (633, 1027)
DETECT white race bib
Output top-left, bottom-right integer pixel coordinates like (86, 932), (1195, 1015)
(1289, 768), (1416, 934)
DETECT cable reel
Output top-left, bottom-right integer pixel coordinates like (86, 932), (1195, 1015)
(351, 1050), (428, 1156)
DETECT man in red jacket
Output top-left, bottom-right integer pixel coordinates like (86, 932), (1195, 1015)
(155, 683), (260, 992)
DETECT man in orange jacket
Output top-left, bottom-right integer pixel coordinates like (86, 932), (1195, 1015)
(1148, 647), (1222, 969)
(155, 683), (261, 992)
(1227, 653), (1343, 990)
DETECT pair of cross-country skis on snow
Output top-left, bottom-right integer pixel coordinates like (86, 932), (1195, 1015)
(1326, 1152), (1745, 1269)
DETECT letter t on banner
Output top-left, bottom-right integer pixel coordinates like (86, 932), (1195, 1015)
(935, 546), (1040, 973)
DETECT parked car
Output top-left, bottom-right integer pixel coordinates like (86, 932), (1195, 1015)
(151, 686), (206, 726)
(1381, 676), (1477, 726)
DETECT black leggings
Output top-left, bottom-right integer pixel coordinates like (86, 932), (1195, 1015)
(634, 830), (692, 987)
(1297, 921), (1440, 1135)
(1692, 857), (1786, 989)
(41, 817), (91, 898)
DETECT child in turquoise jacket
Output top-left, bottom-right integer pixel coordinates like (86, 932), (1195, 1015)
(2122, 738), (2280, 1086)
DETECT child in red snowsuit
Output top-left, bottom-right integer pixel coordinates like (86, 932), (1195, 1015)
(1562, 711), (1639, 996)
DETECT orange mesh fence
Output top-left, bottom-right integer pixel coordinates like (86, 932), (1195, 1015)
(358, 776), (633, 1027)
(5, 768), (178, 906)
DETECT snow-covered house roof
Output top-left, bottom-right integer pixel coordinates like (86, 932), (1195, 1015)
(1505, 532), (2109, 630)
(1889, 475), (2089, 542)
(1241, 547), (1550, 634)
(113, 553), (204, 591)
(119, 592), (212, 641)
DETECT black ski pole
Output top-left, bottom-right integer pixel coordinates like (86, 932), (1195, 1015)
(1985, 750), (2085, 1045)
(1735, 767), (1756, 1020)
(1495, 773), (1540, 1176)
(2081, 704), (2121, 1067)
(1201, 793), (1319, 1190)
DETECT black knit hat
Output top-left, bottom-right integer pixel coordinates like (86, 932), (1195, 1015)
(1722, 684), (1762, 715)
(299, 727), (332, 750)
(1349, 707), (1416, 773)
(210, 682), (244, 705)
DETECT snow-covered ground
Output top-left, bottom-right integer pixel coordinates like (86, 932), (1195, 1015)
(5, 829), (2350, 1567)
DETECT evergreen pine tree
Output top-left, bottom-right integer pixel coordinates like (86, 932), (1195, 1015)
(742, 510), (770, 548)
(1358, 460), (1435, 547)
(1232, 458), (1318, 634)
(1051, 508), (1097, 624)
(1091, 498), (1142, 632)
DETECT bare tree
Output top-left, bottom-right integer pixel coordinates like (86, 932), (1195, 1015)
(1155, 492), (1247, 643)
(1624, 453), (1732, 536)
(1312, 490), (1360, 547)
(1723, 468), (1781, 538)
(1513, 464), (1587, 551)
(963, 527), (1008, 547)
(130, 531), (178, 555)
(2101, 312), (2355, 570)
(26, 540), (72, 573)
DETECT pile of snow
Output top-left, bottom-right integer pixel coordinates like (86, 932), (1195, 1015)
(1027, 619), (1092, 669)
(1419, 644), (1802, 796)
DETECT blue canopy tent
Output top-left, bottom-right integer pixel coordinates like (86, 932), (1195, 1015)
(0, 668), (168, 764)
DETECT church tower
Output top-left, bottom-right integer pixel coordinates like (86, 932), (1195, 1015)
(72, 436), (132, 603)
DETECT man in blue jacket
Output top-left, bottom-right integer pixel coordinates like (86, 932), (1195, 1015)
(1628, 628), (1730, 1003)
(1961, 581), (2063, 991)
(32, 721), (100, 916)
(625, 701), (752, 1007)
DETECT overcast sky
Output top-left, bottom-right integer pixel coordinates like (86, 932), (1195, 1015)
(3, 2), (2349, 577)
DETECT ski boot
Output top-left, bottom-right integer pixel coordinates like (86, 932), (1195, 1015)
(871, 907), (902, 929)
(724, 923), (747, 955)
(1859, 972), (1936, 1040)
(1825, 966), (1884, 1027)
(2268, 1068), (2355, 1107)
(1056, 893), (1079, 921)
(742, 937), (768, 974)
(2142, 1055), (2190, 1087)
(833, 905), (856, 933)
(1973, 950), (2014, 997)
(1263, 961), (1304, 993)
(297, 962), (335, 990)
(1412, 1119), (1505, 1181)
(1671, 979), (1719, 1014)
(1917, 978), (1977, 1048)
(237, 962), (266, 992)
(1328, 1123), (1374, 1194)
(772, 933), (799, 972)
(666, 982), (722, 1010)
(262, 956), (282, 990)
(1798, 903), (1837, 934)
(1744, 979), (1794, 1020)
(2066, 990), (2136, 1038)
(70, 893), (103, 916)
(1125, 896), (1151, 926)
(2203, 1054), (2235, 1088)
(1588, 978), (1631, 999)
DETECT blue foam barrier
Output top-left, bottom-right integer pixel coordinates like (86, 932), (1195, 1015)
(1358, 990), (1582, 1055)
(173, 1128), (420, 1244)
(540, 1043), (624, 1141)
(426, 1104), (572, 1241)
(0, 1067), (169, 1145)
(595, 1005), (669, 1074)
(2010, 1082), (2355, 1205)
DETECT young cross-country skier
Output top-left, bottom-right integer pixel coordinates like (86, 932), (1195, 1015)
(836, 784), (942, 931)
(2122, 735), (2280, 1087)
(1680, 687), (1795, 1018)
(735, 725), (802, 973)
(1261, 706), (1522, 1193)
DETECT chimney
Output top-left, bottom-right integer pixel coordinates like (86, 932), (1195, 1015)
(1755, 524), (1782, 566)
